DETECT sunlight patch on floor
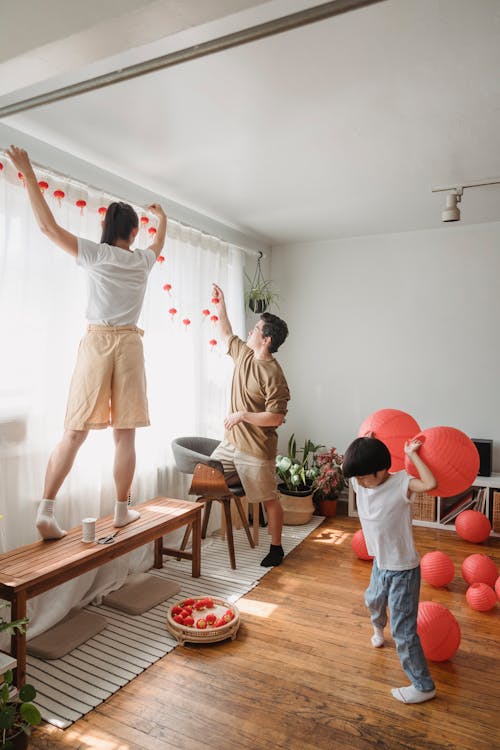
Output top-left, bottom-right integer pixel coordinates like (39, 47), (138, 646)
(237, 598), (278, 618)
(313, 528), (351, 545)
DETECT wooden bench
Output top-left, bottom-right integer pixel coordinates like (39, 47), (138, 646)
(0, 496), (201, 688)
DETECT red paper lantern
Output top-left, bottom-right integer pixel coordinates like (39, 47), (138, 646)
(98, 206), (107, 216)
(156, 255), (165, 264)
(148, 226), (157, 236)
(351, 528), (373, 561)
(140, 216), (149, 225)
(495, 576), (500, 601)
(210, 315), (219, 324)
(202, 309), (210, 317)
(420, 550), (455, 587)
(168, 308), (177, 320)
(182, 318), (191, 330)
(211, 297), (220, 304)
(38, 180), (49, 193)
(209, 338), (217, 349)
(455, 510), (491, 543)
(162, 284), (172, 293)
(405, 427), (480, 497)
(75, 199), (87, 215)
(465, 582), (497, 612)
(462, 554), (498, 587)
(17, 171), (24, 184)
(417, 601), (461, 661)
(358, 409), (420, 472)
(0, 162), (3, 171)
(53, 189), (65, 207)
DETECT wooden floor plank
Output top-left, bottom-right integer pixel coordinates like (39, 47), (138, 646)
(30, 512), (499, 750)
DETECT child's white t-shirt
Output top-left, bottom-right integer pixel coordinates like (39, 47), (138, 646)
(351, 471), (419, 571)
(77, 238), (156, 326)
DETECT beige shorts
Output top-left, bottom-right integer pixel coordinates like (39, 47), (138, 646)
(210, 440), (279, 503)
(64, 325), (150, 430)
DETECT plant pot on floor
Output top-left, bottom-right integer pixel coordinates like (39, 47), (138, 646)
(278, 484), (314, 525)
(316, 497), (338, 518)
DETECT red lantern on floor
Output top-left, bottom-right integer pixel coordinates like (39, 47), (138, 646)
(351, 529), (373, 561)
(455, 510), (491, 543)
(417, 601), (461, 661)
(405, 427), (480, 497)
(495, 576), (500, 601)
(466, 583), (497, 612)
(358, 409), (420, 472)
(421, 551), (455, 587)
(462, 554), (498, 587)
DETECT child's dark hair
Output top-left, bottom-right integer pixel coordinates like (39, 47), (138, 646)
(260, 312), (289, 353)
(342, 437), (391, 478)
(100, 202), (138, 245)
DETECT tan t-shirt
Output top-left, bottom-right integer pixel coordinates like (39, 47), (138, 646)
(225, 335), (290, 460)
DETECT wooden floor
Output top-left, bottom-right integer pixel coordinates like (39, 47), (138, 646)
(31, 511), (499, 750)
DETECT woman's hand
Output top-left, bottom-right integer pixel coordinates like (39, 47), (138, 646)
(404, 439), (422, 456)
(6, 145), (35, 177)
(147, 203), (166, 219)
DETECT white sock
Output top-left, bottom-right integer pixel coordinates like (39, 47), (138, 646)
(36, 499), (67, 540)
(113, 500), (140, 527)
(371, 626), (385, 648)
(391, 685), (436, 704)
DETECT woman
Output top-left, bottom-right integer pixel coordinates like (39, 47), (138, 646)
(7, 146), (167, 539)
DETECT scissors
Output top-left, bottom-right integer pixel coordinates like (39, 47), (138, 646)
(97, 531), (118, 545)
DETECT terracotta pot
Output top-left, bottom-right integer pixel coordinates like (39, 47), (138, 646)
(317, 498), (338, 518)
(278, 485), (314, 525)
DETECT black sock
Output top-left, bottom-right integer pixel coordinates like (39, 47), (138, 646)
(260, 544), (284, 567)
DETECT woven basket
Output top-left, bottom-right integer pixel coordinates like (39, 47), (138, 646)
(493, 492), (500, 533)
(412, 493), (436, 522)
(166, 597), (240, 645)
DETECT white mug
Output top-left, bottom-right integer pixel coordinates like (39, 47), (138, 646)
(81, 517), (97, 543)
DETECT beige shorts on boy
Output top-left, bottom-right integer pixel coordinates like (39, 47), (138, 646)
(64, 325), (150, 430)
(210, 439), (279, 503)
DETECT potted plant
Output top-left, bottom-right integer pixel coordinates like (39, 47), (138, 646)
(0, 670), (41, 750)
(276, 434), (323, 524)
(245, 252), (279, 313)
(312, 447), (346, 517)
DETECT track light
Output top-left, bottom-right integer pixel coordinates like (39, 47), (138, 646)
(441, 190), (462, 222)
(432, 177), (500, 224)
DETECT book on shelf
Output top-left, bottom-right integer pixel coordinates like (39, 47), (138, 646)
(439, 487), (487, 524)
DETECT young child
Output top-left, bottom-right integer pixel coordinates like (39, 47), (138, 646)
(6, 145), (167, 539)
(342, 435), (437, 704)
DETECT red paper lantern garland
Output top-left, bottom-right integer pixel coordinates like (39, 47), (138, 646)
(75, 199), (87, 215)
(98, 206), (107, 216)
(38, 180), (49, 193)
(53, 189), (65, 207)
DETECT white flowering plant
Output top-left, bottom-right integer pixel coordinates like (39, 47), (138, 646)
(276, 434), (323, 492)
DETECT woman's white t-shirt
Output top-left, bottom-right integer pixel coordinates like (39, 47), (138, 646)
(77, 238), (156, 326)
(351, 471), (419, 571)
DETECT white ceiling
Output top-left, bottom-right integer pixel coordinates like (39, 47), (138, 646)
(1, 0), (500, 245)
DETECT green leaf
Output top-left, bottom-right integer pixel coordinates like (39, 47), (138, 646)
(0, 705), (15, 730)
(20, 703), (41, 726)
(18, 685), (36, 703)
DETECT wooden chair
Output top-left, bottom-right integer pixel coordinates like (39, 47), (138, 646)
(171, 437), (256, 569)
(179, 462), (255, 569)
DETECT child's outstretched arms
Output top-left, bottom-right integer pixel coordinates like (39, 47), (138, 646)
(405, 439), (437, 495)
(6, 146), (78, 257)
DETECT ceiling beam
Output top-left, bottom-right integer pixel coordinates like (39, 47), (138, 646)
(0, 0), (385, 118)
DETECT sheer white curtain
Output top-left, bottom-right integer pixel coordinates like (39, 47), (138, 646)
(0, 162), (245, 639)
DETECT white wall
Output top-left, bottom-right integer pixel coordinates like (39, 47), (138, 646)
(271, 222), (500, 469)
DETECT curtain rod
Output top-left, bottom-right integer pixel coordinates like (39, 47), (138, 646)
(0, 149), (263, 257)
(0, 0), (385, 118)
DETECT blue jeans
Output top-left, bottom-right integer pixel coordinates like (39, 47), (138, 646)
(365, 561), (435, 692)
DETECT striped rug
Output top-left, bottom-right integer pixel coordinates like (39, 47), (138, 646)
(28, 516), (323, 728)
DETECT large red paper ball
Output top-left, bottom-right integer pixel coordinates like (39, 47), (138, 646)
(465, 583), (497, 612)
(421, 551), (455, 587)
(462, 554), (498, 587)
(351, 529), (374, 561)
(417, 601), (461, 661)
(358, 409), (420, 472)
(455, 510), (491, 543)
(404, 427), (479, 497)
(495, 576), (500, 602)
